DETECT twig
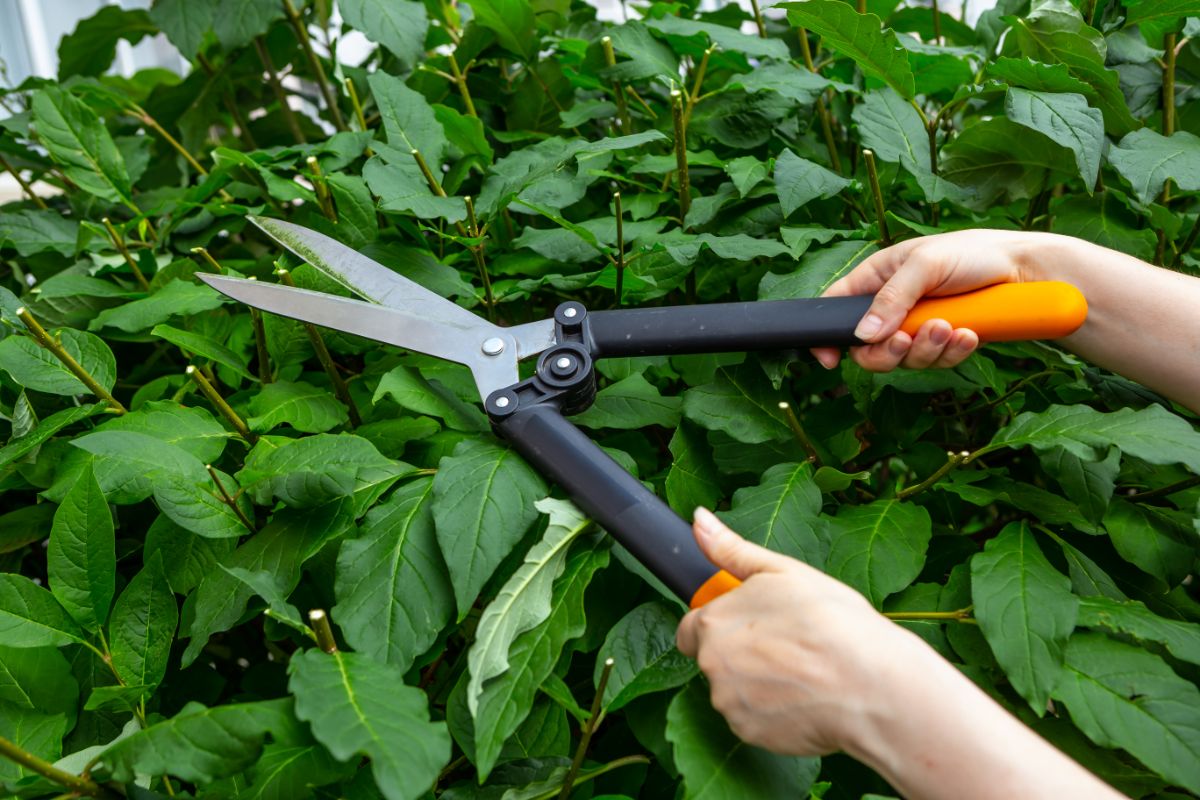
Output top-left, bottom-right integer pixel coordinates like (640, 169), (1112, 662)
(344, 77), (369, 134)
(309, 609), (337, 653)
(798, 30), (842, 174)
(897, 451), (967, 499)
(778, 402), (820, 465)
(862, 150), (891, 246)
(682, 45), (716, 131)
(282, 0), (347, 131)
(557, 658), (614, 800)
(528, 756), (650, 800)
(187, 365), (256, 442)
(670, 90), (694, 303)
(748, 0), (767, 37)
(247, 279), (272, 383)
(206, 464), (255, 531)
(464, 196), (496, 319)
(931, 0), (943, 45)
(446, 52), (478, 117)
(307, 156), (337, 222)
(0, 153), (47, 209)
(131, 105), (206, 176)
(1125, 474), (1200, 502)
(614, 191), (626, 306)
(101, 218), (151, 291)
(884, 608), (974, 622)
(0, 735), (113, 798)
(17, 308), (126, 413)
(254, 37), (306, 144)
(601, 37), (632, 135)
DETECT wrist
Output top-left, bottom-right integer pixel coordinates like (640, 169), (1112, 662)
(1011, 232), (1097, 285)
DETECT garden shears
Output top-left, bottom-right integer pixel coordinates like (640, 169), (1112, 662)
(199, 218), (1088, 609)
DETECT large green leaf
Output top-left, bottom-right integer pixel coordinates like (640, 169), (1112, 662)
(464, 0), (536, 60)
(852, 88), (930, 174)
(143, 515), (236, 595)
(69, 431), (208, 505)
(682, 364), (791, 444)
(0, 328), (117, 397)
(773, 148), (852, 217)
(89, 280), (226, 333)
(212, 0), (283, 50)
(1103, 499), (1195, 587)
(758, 240), (878, 300)
(247, 380), (349, 434)
(971, 522), (1078, 712)
(288, 649), (451, 800)
(1053, 632), (1200, 792)
(597, 602), (697, 711)
(108, 553), (177, 692)
(432, 439), (547, 615)
(373, 366), (488, 432)
(781, 0), (916, 99)
(149, 0), (214, 57)
(719, 462), (827, 566)
(1039, 446), (1119, 524)
(666, 680), (820, 800)
(665, 422), (722, 518)
(825, 499), (931, 606)
(0, 706), (69, 783)
(238, 433), (407, 509)
(0, 574), (86, 648)
(644, 15), (790, 59)
(151, 324), (253, 381)
(57, 6), (156, 79)
(1004, 88), (1103, 186)
(0, 645), (78, 716)
(96, 698), (295, 783)
(472, 544), (609, 779)
(0, 209), (79, 256)
(30, 87), (133, 205)
(367, 72), (446, 172)
(1107, 129), (1200, 204)
(573, 373), (682, 430)
(340, 0), (427, 67)
(940, 117), (1073, 206)
(333, 477), (455, 672)
(47, 463), (115, 633)
(468, 499), (588, 716)
(93, 401), (230, 463)
(1078, 596), (1200, 666)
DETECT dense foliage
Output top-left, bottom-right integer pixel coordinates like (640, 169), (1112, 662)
(1, 0), (1199, 797)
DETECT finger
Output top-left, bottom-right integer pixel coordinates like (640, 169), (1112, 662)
(850, 331), (912, 372)
(930, 328), (979, 369)
(823, 239), (922, 298)
(900, 319), (953, 370)
(693, 507), (794, 580)
(677, 610), (700, 657)
(810, 347), (841, 369)
(852, 259), (946, 343)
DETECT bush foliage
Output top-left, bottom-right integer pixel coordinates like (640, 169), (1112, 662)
(1, 0), (1200, 797)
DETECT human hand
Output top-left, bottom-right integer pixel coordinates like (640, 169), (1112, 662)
(675, 508), (934, 758)
(811, 229), (1056, 372)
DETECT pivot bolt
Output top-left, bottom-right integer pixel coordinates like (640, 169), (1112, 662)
(481, 337), (505, 356)
(563, 307), (578, 318)
(556, 356), (572, 369)
(494, 396), (510, 408)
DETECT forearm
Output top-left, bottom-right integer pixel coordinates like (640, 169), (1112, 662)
(1018, 235), (1200, 413)
(848, 629), (1124, 800)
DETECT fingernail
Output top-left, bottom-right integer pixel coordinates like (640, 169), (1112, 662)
(888, 336), (909, 356)
(818, 352), (838, 370)
(930, 325), (950, 346)
(694, 507), (720, 540)
(855, 313), (883, 341)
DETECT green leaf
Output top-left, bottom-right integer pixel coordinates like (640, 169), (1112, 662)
(667, 681), (820, 799)
(1108, 129), (1200, 204)
(1004, 88), (1103, 186)
(643, 16), (790, 59)
(0, 706), (69, 783)
(464, 0), (536, 60)
(1122, 0), (1200, 38)
(781, 0), (916, 98)
(333, 477), (454, 672)
(0, 403), (103, 474)
(0, 328), (117, 397)
(143, 514), (236, 595)
(151, 324), (253, 380)
(606, 21), (680, 81)
(1052, 632), (1200, 792)
(940, 117), (1073, 207)
(0, 645), (78, 715)
(1039, 446), (1119, 524)
(852, 88), (930, 174)
(70, 430), (207, 505)
(0, 574), (85, 648)
(149, 0), (215, 57)
(759, 240), (878, 299)
(368, 72), (445, 173)
(432, 439), (547, 616)
(471, 544), (610, 779)
(573, 373), (681, 429)
(373, 366), (488, 432)
(665, 422), (722, 518)
(723, 156), (771, 197)
(109, 552), (177, 691)
(1078, 596), (1200, 666)
(340, 0), (428, 67)
(825, 499), (932, 606)
(598, 601), (697, 711)
(289, 650), (451, 800)
(247, 380), (349, 434)
(682, 363), (791, 444)
(213, 0), (283, 49)
(95, 401), (230, 463)
(719, 463), (828, 566)
(96, 698), (296, 783)
(468, 499), (589, 717)
(971, 522), (1078, 712)
(773, 148), (852, 217)
(47, 463), (114, 633)
(987, 57), (1094, 95)
(30, 86), (133, 205)
(0, 209), (79, 256)
(325, 173), (379, 247)
(57, 6), (157, 79)
(238, 433), (406, 510)
(1103, 499), (1195, 587)
(90, 280), (226, 333)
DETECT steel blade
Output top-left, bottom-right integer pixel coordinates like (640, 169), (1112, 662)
(198, 274), (493, 370)
(249, 216), (488, 332)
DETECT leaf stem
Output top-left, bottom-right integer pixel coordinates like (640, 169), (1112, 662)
(344, 77), (369, 134)
(682, 45), (716, 132)
(446, 52), (478, 118)
(206, 464), (255, 531)
(254, 37), (306, 144)
(897, 450), (967, 500)
(282, 0), (347, 131)
(798, 31), (842, 174)
(557, 658), (614, 800)
(247, 279), (272, 384)
(601, 37), (632, 135)
(862, 150), (891, 246)
(1125, 474), (1200, 501)
(275, 268), (361, 426)
(307, 156), (337, 222)
(530, 755), (650, 800)
(189, 246), (224, 274)
(101, 218), (151, 291)
(749, 0), (767, 36)
(884, 608), (974, 622)
(614, 191), (626, 306)
(17, 308), (126, 413)
(187, 365), (256, 442)
(0, 735), (113, 798)
(0, 153), (47, 209)
(778, 402), (820, 465)
(931, 0), (943, 45)
(464, 196), (496, 319)
(309, 609), (337, 653)
(132, 105), (206, 177)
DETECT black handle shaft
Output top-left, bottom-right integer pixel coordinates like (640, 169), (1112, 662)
(494, 402), (718, 603)
(586, 296), (873, 358)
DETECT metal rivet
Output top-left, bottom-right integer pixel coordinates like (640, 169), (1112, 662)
(556, 357), (572, 369)
(563, 307), (578, 318)
(495, 396), (510, 408)
(481, 337), (505, 356)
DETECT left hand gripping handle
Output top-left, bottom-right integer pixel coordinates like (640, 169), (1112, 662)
(494, 402), (738, 608)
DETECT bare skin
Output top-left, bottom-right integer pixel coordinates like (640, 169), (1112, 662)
(676, 231), (1197, 798)
(678, 509), (1126, 800)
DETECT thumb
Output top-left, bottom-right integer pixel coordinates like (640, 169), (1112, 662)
(693, 507), (793, 580)
(854, 265), (935, 344)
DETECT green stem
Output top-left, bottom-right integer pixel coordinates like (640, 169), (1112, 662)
(897, 451), (966, 500)
(798, 31), (842, 174)
(1125, 474), (1200, 501)
(0, 153), (47, 209)
(207, 464), (255, 531)
(557, 658), (615, 800)
(670, 90), (694, 302)
(748, 0), (767, 37)
(101, 218), (151, 291)
(255, 37), (306, 144)
(1174, 211), (1200, 266)
(1162, 33), (1177, 207)
(931, 0), (943, 45)
(601, 37), (632, 135)
(187, 365), (256, 441)
(282, 0), (347, 131)
(862, 150), (891, 246)
(309, 609), (338, 653)
(682, 45), (716, 132)
(17, 308), (126, 413)
(778, 401), (820, 465)
(447, 52), (478, 117)
(614, 191), (625, 306)
(527, 756), (650, 800)
(884, 608), (974, 622)
(0, 736), (112, 798)
(248, 284), (272, 384)
(307, 156), (337, 222)
(344, 78), (369, 136)
(464, 196), (496, 319)
(189, 246), (224, 274)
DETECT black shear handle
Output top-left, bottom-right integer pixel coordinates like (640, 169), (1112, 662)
(494, 402), (739, 608)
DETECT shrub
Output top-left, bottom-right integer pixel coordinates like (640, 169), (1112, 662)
(0, 0), (1198, 797)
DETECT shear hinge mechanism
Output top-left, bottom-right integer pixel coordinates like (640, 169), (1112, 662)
(485, 301), (597, 422)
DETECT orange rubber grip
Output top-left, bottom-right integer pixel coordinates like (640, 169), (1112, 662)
(689, 569), (741, 609)
(898, 281), (1087, 342)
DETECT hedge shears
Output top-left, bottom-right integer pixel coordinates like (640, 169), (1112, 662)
(200, 218), (1088, 609)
